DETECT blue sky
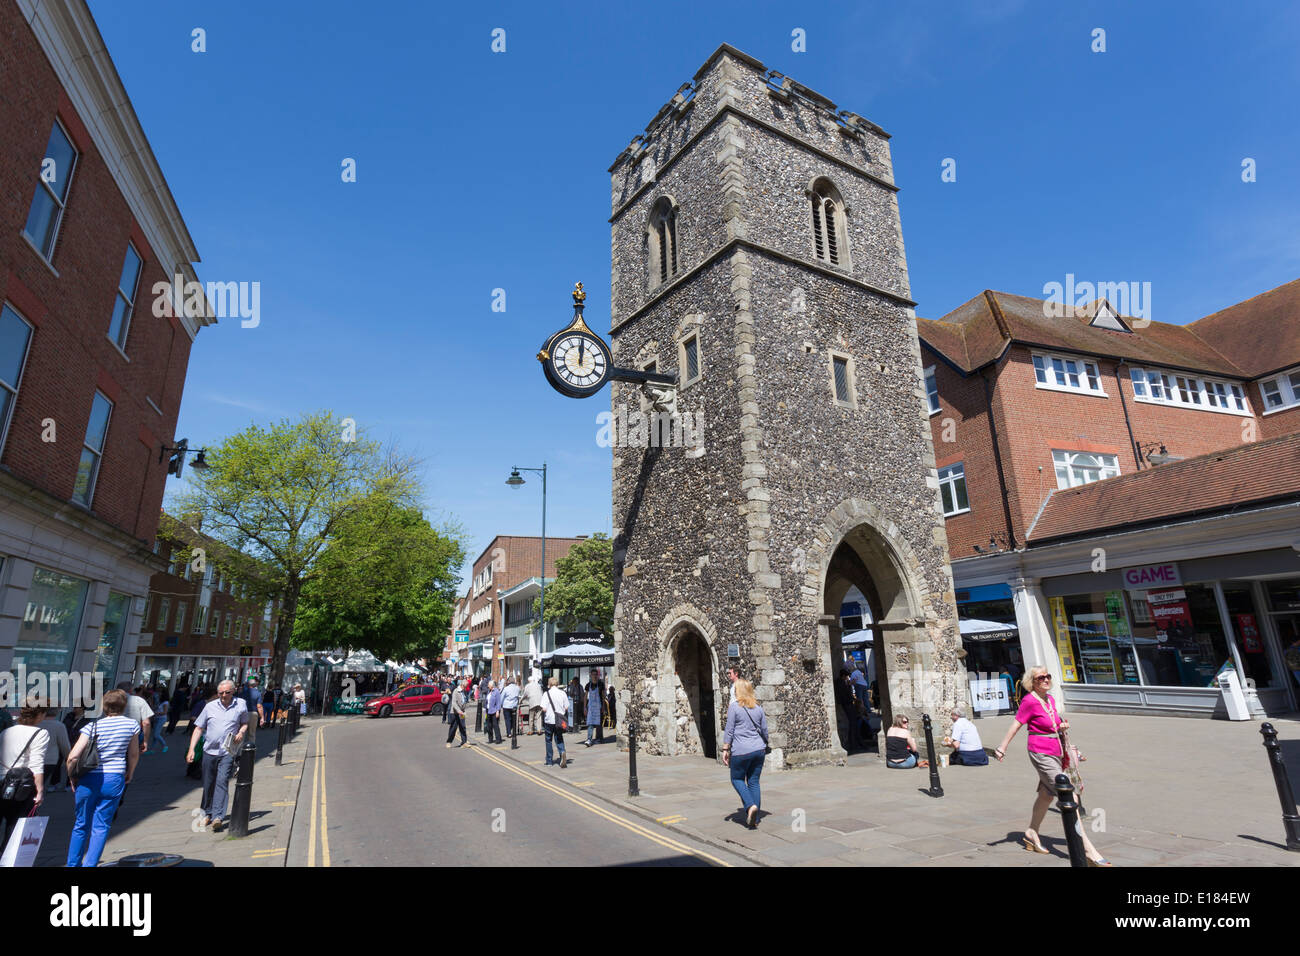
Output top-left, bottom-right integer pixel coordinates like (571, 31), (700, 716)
(88, 0), (1300, 588)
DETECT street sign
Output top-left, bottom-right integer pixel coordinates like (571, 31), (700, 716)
(454, 630), (470, 645)
(556, 631), (608, 647)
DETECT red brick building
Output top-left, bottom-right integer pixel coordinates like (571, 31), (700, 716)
(134, 514), (281, 692)
(0, 0), (212, 699)
(917, 281), (1300, 718)
(444, 535), (587, 679)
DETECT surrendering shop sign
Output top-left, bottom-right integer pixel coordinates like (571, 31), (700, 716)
(1122, 562), (1181, 591)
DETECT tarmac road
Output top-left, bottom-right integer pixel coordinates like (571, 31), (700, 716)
(285, 713), (750, 867)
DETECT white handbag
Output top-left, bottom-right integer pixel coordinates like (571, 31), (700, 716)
(0, 812), (47, 867)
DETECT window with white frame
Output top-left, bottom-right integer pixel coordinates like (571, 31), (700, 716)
(210, 610), (221, 636)
(1258, 367), (1300, 413)
(938, 463), (969, 516)
(1031, 353), (1104, 395)
(192, 605), (207, 634)
(1052, 450), (1121, 489)
(1129, 366), (1249, 414)
(156, 597), (170, 632)
(925, 366), (940, 414)
(72, 392), (113, 507)
(174, 600), (188, 634)
(224, 615), (233, 639)
(108, 244), (142, 351)
(0, 303), (35, 455)
(23, 120), (78, 261)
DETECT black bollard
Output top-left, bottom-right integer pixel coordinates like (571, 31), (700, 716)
(628, 721), (640, 797)
(288, 704), (299, 737)
(275, 718), (286, 766)
(228, 737), (257, 838)
(475, 699), (483, 733)
(921, 713), (944, 797)
(1260, 723), (1300, 851)
(1053, 773), (1088, 867)
(511, 705), (519, 750)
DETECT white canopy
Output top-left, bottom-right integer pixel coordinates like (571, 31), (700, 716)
(841, 629), (874, 645)
(959, 618), (1018, 641)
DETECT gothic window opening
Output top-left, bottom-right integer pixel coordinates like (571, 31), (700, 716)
(810, 179), (848, 267)
(648, 198), (679, 289)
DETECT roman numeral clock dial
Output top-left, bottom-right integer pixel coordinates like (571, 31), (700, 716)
(538, 283), (614, 399)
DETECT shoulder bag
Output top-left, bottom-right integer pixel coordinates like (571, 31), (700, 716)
(742, 705), (771, 755)
(549, 690), (568, 733)
(1, 729), (39, 802)
(72, 719), (100, 776)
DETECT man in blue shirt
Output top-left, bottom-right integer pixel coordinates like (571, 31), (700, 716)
(188, 680), (249, 831)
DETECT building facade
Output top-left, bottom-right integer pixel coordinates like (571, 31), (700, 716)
(0, 0), (212, 706)
(609, 46), (964, 767)
(134, 513), (281, 692)
(919, 282), (1300, 717)
(443, 535), (586, 679)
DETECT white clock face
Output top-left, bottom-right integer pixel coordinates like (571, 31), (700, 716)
(553, 334), (607, 389)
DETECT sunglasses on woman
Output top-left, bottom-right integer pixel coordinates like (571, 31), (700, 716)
(1035, 674), (1053, 682)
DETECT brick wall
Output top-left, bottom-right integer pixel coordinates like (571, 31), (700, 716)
(0, 2), (192, 545)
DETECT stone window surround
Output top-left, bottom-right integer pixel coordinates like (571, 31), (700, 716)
(646, 196), (680, 292)
(828, 350), (858, 409)
(806, 176), (852, 271)
(676, 315), (705, 389)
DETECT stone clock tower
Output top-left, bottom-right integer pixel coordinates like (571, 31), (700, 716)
(609, 45), (965, 767)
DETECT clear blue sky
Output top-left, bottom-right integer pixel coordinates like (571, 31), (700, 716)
(88, 0), (1300, 588)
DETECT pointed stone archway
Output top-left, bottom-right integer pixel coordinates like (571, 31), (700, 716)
(630, 604), (723, 758)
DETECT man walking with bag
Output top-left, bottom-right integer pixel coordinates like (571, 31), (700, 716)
(445, 679), (471, 748)
(187, 680), (249, 832)
(541, 677), (569, 768)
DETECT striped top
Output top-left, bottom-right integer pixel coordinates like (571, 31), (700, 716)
(79, 715), (138, 775)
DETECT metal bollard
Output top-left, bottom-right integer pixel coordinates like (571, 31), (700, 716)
(475, 699), (483, 733)
(921, 713), (944, 797)
(228, 737), (257, 838)
(1260, 722), (1300, 851)
(628, 721), (640, 797)
(275, 718), (287, 766)
(288, 705), (299, 737)
(1053, 773), (1088, 867)
(511, 706), (519, 750)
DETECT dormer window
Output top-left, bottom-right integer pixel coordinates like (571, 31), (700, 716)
(809, 179), (848, 267)
(647, 198), (679, 289)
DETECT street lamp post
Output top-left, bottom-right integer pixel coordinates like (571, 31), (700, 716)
(506, 465), (547, 684)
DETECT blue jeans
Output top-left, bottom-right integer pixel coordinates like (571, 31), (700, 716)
(201, 751), (235, 821)
(545, 724), (565, 764)
(66, 771), (125, 867)
(729, 749), (765, 810)
(887, 753), (918, 769)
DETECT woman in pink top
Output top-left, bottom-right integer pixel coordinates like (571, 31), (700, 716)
(994, 665), (1111, 866)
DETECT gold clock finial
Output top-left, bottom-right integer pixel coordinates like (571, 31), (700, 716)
(573, 282), (587, 304)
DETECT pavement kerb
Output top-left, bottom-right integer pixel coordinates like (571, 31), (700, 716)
(280, 718), (318, 867)
(485, 738), (773, 867)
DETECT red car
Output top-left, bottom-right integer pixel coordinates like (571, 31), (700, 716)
(364, 684), (443, 718)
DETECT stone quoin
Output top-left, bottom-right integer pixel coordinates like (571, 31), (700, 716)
(608, 44), (966, 767)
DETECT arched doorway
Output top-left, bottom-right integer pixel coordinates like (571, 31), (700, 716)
(669, 629), (718, 758)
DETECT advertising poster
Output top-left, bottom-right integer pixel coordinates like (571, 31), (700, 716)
(1074, 612), (1118, 684)
(1050, 597), (1080, 683)
(1236, 614), (1262, 653)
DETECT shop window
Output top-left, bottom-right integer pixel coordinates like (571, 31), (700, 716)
(15, 568), (89, 687)
(95, 592), (130, 686)
(1049, 591), (1142, 685)
(1121, 584), (1235, 689)
(1223, 583), (1273, 689)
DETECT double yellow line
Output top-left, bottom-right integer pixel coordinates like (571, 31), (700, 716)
(306, 725), (330, 867)
(469, 744), (731, 867)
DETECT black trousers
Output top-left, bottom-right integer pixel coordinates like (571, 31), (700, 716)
(487, 713), (502, 743)
(503, 708), (516, 737)
(445, 713), (466, 744)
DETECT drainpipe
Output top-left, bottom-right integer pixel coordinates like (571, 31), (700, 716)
(1114, 361), (1143, 470)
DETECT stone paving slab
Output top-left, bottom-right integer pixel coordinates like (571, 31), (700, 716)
(486, 712), (1300, 867)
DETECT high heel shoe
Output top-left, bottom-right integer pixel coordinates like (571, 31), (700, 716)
(1022, 836), (1050, 854)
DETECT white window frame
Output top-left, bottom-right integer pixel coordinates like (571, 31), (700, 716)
(108, 242), (142, 353)
(1030, 352), (1107, 397)
(925, 365), (940, 415)
(937, 463), (970, 517)
(1051, 449), (1121, 489)
(1129, 365), (1251, 416)
(1258, 366), (1300, 415)
(174, 600), (188, 634)
(192, 605), (208, 634)
(73, 391), (113, 508)
(0, 303), (36, 457)
(157, 597), (171, 632)
(829, 352), (857, 408)
(210, 610), (221, 637)
(23, 119), (79, 263)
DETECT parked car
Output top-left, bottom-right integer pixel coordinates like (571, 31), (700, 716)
(364, 684), (443, 717)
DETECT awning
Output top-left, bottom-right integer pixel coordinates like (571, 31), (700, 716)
(959, 618), (1019, 642)
(841, 629), (874, 645)
(545, 642), (615, 667)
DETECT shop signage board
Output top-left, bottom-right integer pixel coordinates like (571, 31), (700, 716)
(1122, 562), (1181, 591)
(1049, 597), (1080, 683)
(969, 676), (1010, 712)
(454, 630), (470, 646)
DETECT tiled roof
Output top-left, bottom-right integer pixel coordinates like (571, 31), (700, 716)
(1025, 431), (1300, 543)
(915, 282), (1300, 379)
(1186, 278), (1300, 378)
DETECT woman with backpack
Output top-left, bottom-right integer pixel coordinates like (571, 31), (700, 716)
(0, 696), (50, 855)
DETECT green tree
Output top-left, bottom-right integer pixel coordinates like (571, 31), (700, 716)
(292, 499), (465, 663)
(176, 411), (420, 686)
(537, 533), (613, 637)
